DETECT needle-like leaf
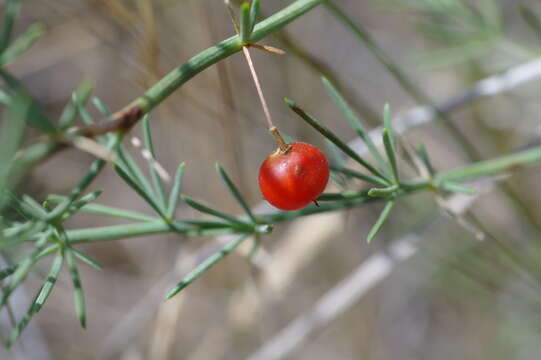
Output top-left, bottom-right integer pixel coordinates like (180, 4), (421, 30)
(367, 185), (398, 197)
(65, 248), (86, 328)
(0, 70), (56, 134)
(5, 253), (63, 347)
(382, 129), (399, 183)
(0, 0), (21, 53)
(285, 97), (388, 182)
(47, 195), (159, 223)
(71, 248), (103, 271)
(416, 143), (435, 176)
(116, 146), (157, 202)
(215, 164), (257, 224)
(240, 2), (251, 44)
(0, 23), (43, 66)
(321, 77), (388, 173)
(440, 181), (476, 195)
(59, 80), (93, 129)
(167, 163), (186, 219)
(330, 165), (389, 187)
(0, 230), (50, 310)
(165, 234), (250, 299)
(249, 0), (261, 34)
(114, 164), (166, 218)
(142, 115), (166, 208)
(181, 194), (250, 227)
(367, 200), (395, 243)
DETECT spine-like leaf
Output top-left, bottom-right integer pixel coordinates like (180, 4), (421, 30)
(367, 200), (395, 243)
(240, 2), (251, 44)
(249, 0), (261, 34)
(167, 163), (186, 219)
(181, 195), (250, 227)
(114, 164), (166, 218)
(0, 0), (22, 53)
(216, 164), (257, 223)
(330, 165), (389, 187)
(166, 234), (250, 299)
(382, 129), (399, 183)
(142, 115), (166, 208)
(5, 253), (63, 347)
(0, 23), (43, 66)
(321, 77), (388, 173)
(285, 97), (388, 182)
(65, 248), (86, 328)
(59, 80), (93, 129)
(71, 248), (103, 271)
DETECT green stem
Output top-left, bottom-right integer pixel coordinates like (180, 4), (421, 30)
(437, 145), (541, 182)
(13, 0), (325, 172)
(123, 0), (324, 115)
(62, 144), (541, 244)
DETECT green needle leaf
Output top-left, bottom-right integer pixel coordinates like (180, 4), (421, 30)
(382, 129), (399, 183)
(167, 163), (186, 219)
(0, 70), (56, 134)
(439, 181), (476, 195)
(116, 146), (157, 202)
(284, 97), (388, 182)
(0, 23), (43, 66)
(48, 194), (159, 223)
(71, 248), (103, 271)
(5, 253), (63, 347)
(367, 185), (398, 197)
(215, 164), (257, 224)
(91, 97), (112, 116)
(165, 234), (251, 299)
(330, 165), (389, 187)
(65, 248), (86, 328)
(383, 103), (395, 144)
(142, 115), (166, 209)
(321, 77), (388, 173)
(181, 194), (251, 227)
(416, 143), (435, 176)
(0, 231), (50, 310)
(240, 2), (251, 44)
(0, 0), (22, 53)
(21, 195), (48, 220)
(59, 80), (94, 129)
(249, 0), (261, 34)
(114, 164), (166, 218)
(367, 200), (395, 243)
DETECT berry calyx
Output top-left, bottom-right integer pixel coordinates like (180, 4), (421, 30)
(259, 141), (330, 210)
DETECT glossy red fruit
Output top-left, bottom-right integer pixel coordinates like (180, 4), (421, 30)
(258, 142), (330, 210)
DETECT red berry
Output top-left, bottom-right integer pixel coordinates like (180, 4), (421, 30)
(258, 142), (330, 210)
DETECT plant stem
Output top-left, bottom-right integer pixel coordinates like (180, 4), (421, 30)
(125, 0), (324, 115)
(63, 143), (541, 244)
(14, 0), (326, 171)
(437, 145), (541, 182)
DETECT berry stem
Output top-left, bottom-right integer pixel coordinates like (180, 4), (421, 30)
(270, 126), (291, 154)
(242, 46), (274, 130)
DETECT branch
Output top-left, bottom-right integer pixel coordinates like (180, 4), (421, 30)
(13, 0), (326, 170)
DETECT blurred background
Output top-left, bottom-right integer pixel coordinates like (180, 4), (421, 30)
(3, 0), (541, 359)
